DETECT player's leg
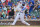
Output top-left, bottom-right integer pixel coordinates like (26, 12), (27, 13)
(11, 13), (20, 25)
(20, 13), (30, 26)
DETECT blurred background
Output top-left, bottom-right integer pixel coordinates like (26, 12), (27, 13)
(0, 0), (40, 25)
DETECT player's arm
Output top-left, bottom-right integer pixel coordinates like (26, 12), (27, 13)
(14, 11), (16, 18)
(22, 7), (26, 11)
(14, 11), (16, 15)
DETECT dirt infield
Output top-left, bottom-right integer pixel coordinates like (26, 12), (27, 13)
(0, 26), (40, 27)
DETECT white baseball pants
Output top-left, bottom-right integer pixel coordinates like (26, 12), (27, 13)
(12, 13), (30, 25)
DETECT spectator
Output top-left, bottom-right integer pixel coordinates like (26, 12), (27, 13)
(7, 8), (11, 14)
(31, 15), (37, 20)
(11, 0), (14, 3)
(1, 10), (3, 17)
(2, 2), (6, 6)
(25, 3), (30, 14)
(38, 0), (40, 3)
(0, 12), (2, 16)
(29, 0), (34, 5)
(0, 0), (40, 20)
(2, 6), (7, 13)
(37, 16), (40, 19)
(2, 10), (7, 18)
(38, 4), (40, 9)
(29, 2), (34, 13)
(1, 0), (6, 3)
(0, 12), (3, 20)
(26, 3), (30, 10)
(27, 15), (31, 19)
(8, 1), (12, 6)
(6, 0), (11, 5)
(0, 15), (3, 20)
(0, 6), (2, 12)
(11, 7), (14, 16)
(8, 7), (14, 19)
(6, 0), (8, 5)
(37, 4), (40, 16)
(25, 11), (31, 19)
(0, 1), (2, 12)
(12, 3), (15, 7)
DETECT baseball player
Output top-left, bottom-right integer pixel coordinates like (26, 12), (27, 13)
(11, 1), (30, 26)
